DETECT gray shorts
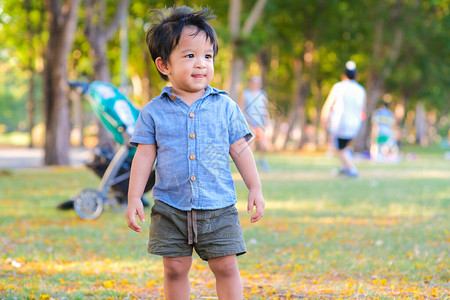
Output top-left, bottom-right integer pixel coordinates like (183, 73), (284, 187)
(148, 200), (247, 261)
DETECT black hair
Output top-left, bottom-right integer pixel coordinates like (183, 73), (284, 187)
(146, 6), (218, 81)
(345, 69), (356, 80)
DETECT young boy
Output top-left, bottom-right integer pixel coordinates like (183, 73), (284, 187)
(125, 6), (265, 300)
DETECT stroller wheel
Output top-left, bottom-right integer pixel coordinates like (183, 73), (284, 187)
(74, 189), (104, 220)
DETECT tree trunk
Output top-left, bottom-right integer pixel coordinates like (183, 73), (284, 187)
(119, 3), (129, 89)
(296, 40), (314, 150)
(85, 0), (130, 81)
(43, 0), (80, 165)
(283, 58), (305, 149)
(228, 58), (245, 101)
(142, 45), (153, 104)
(89, 34), (115, 150)
(353, 14), (403, 152)
(70, 89), (83, 147)
(27, 69), (36, 148)
(312, 79), (323, 148)
(258, 50), (270, 86)
(415, 102), (427, 145)
(91, 36), (111, 82)
(353, 76), (384, 152)
(84, 0), (130, 150)
(25, 0), (35, 148)
(228, 0), (267, 101)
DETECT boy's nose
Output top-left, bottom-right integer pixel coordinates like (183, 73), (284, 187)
(195, 58), (206, 68)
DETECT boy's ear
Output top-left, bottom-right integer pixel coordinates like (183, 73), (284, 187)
(155, 57), (170, 76)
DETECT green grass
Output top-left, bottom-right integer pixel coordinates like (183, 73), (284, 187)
(0, 150), (449, 299)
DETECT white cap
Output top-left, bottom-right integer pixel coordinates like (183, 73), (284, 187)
(345, 60), (356, 71)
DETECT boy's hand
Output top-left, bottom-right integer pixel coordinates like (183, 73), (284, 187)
(126, 199), (145, 233)
(247, 189), (265, 223)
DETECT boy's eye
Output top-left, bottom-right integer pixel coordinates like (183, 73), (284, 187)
(205, 54), (212, 59)
(187, 54), (194, 58)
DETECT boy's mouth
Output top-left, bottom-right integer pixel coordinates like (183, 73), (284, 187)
(192, 74), (205, 79)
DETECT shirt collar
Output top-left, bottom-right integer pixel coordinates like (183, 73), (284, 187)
(160, 85), (228, 101)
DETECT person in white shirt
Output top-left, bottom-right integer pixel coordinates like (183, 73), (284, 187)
(321, 61), (366, 177)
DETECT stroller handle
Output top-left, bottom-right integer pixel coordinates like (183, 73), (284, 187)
(67, 81), (90, 94)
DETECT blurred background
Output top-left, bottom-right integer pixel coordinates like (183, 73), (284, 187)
(0, 0), (449, 165)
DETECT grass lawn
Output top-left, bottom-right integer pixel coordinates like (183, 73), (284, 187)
(0, 146), (449, 299)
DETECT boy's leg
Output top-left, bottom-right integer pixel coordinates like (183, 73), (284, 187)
(208, 255), (243, 300)
(163, 256), (192, 300)
(335, 138), (357, 172)
(337, 147), (354, 170)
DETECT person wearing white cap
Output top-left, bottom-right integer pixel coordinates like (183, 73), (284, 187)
(321, 61), (366, 177)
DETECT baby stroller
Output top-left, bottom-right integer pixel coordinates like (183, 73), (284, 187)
(63, 81), (155, 220)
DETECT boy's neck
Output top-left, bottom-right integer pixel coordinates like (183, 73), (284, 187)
(171, 87), (206, 106)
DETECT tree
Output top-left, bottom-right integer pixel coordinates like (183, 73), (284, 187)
(43, 0), (80, 165)
(228, 0), (267, 101)
(84, 0), (130, 82)
(387, 0), (450, 143)
(0, 0), (46, 141)
(256, 0), (344, 150)
(2, 0), (449, 154)
(24, 0), (46, 148)
(352, 0), (414, 151)
(83, 0), (130, 150)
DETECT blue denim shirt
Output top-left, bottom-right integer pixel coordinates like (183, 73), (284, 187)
(130, 85), (253, 211)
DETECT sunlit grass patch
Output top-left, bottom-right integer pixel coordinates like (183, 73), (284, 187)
(0, 150), (449, 299)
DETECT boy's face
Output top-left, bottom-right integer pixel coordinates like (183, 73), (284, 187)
(161, 26), (214, 98)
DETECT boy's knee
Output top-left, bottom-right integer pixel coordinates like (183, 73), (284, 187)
(209, 256), (239, 277)
(164, 258), (191, 280)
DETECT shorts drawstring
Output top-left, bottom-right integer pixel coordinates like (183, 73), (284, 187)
(187, 210), (198, 245)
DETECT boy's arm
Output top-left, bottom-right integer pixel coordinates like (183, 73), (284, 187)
(126, 144), (156, 233)
(230, 137), (265, 223)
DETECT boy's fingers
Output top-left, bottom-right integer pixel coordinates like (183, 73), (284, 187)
(247, 200), (253, 213)
(250, 201), (265, 223)
(126, 210), (143, 232)
(127, 218), (141, 232)
(137, 207), (146, 222)
(130, 220), (142, 232)
(251, 210), (263, 223)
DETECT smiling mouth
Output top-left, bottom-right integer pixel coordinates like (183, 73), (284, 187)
(192, 74), (205, 79)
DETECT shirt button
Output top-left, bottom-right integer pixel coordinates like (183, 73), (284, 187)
(170, 95), (176, 100)
(189, 112), (195, 118)
(190, 175), (196, 181)
(189, 154), (196, 160)
(189, 133), (196, 139)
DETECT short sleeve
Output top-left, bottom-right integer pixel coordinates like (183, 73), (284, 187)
(228, 102), (253, 145)
(129, 106), (156, 147)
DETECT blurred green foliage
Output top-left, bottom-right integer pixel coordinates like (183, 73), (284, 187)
(0, 0), (448, 136)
